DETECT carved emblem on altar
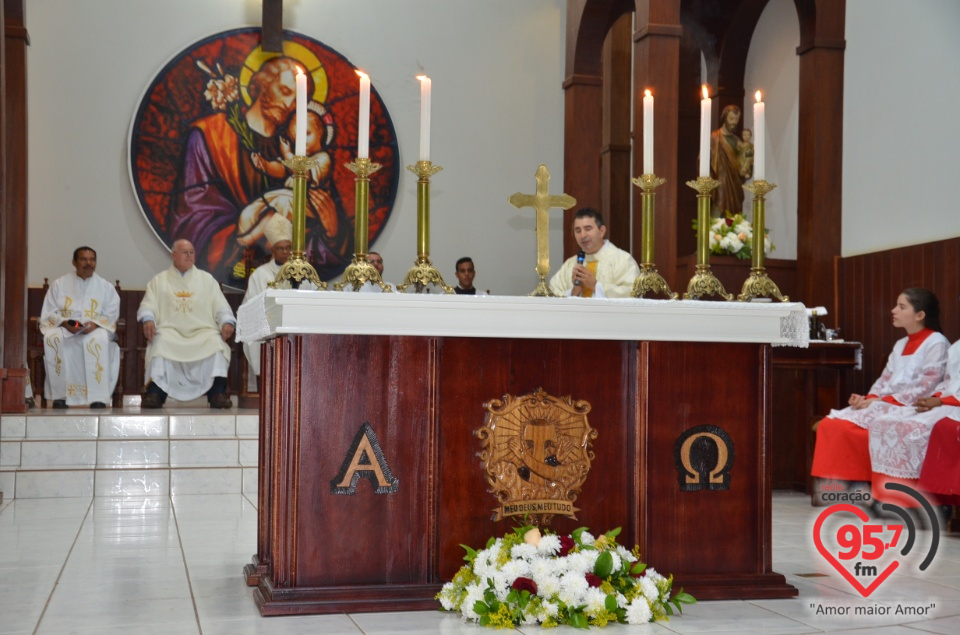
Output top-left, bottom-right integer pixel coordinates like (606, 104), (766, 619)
(476, 388), (596, 525)
(330, 422), (399, 495)
(674, 425), (735, 492)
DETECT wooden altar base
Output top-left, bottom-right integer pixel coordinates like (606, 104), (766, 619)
(246, 334), (797, 615)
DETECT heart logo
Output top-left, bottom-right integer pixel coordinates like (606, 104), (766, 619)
(813, 503), (900, 597)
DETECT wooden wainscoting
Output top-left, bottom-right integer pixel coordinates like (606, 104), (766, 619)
(836, 237), (960, 394)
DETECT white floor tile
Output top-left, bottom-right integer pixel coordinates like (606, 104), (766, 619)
(2, 491), (960, 634)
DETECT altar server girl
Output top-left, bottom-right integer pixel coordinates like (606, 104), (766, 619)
(811, 288), (949, 491)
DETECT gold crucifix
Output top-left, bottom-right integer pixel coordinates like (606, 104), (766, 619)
(508, 164), (576, 297)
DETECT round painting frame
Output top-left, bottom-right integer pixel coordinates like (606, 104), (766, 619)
(128, 27), (400, 288)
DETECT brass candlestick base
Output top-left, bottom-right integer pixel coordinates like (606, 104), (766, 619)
(739, 268), (788, 302)
(684, 176), (732, 301)
(528, 275), (555, 297)
(270, 155), (325, 290)
(630, 174), (678, 300)
(273, 257), (325, 289)
(333, 158), (392, 292)
(397, 161), (453, 293)
(738, 179), (788, 302)
(397, 256), (453, 293)
(685, 264), (733, 301)
(633, 264), (679, 300)
(334, 254), (392, 292)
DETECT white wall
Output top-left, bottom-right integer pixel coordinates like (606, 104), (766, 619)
(843, 0), (960, 256)
(25, 0), (566, 295)
(743, 0), (800, 260)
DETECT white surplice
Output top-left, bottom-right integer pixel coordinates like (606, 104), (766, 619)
(240, 260), (318, 390)
(869, 339), (960, 478)
(825, 329), (950, 430)
(40, 272), (120, 405)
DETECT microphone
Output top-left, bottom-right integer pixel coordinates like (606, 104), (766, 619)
(574, 250), (585, 286)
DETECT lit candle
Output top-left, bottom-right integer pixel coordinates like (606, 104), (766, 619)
(699, 85), (711, 177)
(753, 90), (765, 182)
(295, 67), (307, 156)
(643, 89), (654, 175)
(357, 70), (370, 158)
(418, 75), (431, 162)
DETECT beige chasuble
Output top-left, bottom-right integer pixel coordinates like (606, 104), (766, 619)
(139, 266), (233, 368)
(548, 241), (641, 298)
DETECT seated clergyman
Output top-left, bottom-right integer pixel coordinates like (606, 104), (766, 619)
(40, 246), (120, 408)
(138, 239), (236, 409)
(241, 214), (315, 389)
(548, 208), (640, 298)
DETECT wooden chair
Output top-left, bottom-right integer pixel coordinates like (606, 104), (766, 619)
(28, 278), (126, 407)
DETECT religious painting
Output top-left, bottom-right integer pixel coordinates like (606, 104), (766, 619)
(476, 388), (597, 526)
(129, 28), (400, 288)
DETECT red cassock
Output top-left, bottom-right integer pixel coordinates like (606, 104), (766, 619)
(918, 418), (960, 506)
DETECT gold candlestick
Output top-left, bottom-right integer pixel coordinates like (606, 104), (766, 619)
(738, 179), (788, 302)
(630, 174), (678, 299)
(683, 176), (733, 301)
(270, 155), (326, 289)
(334, 157), (392, 292)
(397, 161), (453, 293)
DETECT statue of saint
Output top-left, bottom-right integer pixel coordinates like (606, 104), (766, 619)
(709, 104), (745, 215)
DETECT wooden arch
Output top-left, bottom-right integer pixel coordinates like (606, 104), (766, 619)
(564, 0), (844, 313)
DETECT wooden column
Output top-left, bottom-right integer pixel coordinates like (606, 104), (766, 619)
(2, 0), (27, 372)
(1, 0), (8, 364)
(600, 14), (633, 249)
(562, 75), (603, 259)
(796, 0), (845, 317)
(632, 0), (683, 289)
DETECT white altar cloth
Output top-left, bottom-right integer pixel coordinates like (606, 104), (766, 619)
(238, 290), (808, 347)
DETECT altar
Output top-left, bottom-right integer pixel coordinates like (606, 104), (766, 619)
(238, 291), (807, 616)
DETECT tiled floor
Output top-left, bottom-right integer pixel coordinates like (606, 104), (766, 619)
(2, 491), (959, 634)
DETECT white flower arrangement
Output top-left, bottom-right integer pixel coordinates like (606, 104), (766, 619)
(437, 525), (695, 629)
(694, 212), (774, 260)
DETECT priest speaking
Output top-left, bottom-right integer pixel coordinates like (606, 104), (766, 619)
(548, 208), (640, 298)
(138, 239), (236, 408)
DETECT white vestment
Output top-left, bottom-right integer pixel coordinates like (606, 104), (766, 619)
(869, 339), (960, 479)
(138, 266), (234, 401)
(40, 272), (120, 405)
(240, 259), (316, 388)
(548, 240), (641, 298)
(825, 330), (949, 430)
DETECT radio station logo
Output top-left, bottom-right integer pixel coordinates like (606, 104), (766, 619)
(813, 482), (941, 597)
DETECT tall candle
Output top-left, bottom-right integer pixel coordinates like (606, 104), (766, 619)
(418, 75), (431, 162)
(295, 67), (307, 156)
(753, 90), (765, 182)
(643, 89), (654, 175)
(699, 85), (711, 177)
(357, 71), (370, 158)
